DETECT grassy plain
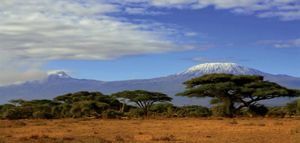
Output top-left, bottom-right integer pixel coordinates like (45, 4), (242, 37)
(0, 118), (300, 143)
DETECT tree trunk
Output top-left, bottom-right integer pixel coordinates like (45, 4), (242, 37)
(143, 108), (149, 117)
(224, 98), (235, 118)
(120, 103), (125, 113)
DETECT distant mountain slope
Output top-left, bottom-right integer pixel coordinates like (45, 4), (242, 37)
(0, 63), (299, 105)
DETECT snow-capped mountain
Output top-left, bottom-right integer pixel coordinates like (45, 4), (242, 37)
(178, 63), (263, 75)
(0, 63), (299, 105)
(47, 71), (72, 79)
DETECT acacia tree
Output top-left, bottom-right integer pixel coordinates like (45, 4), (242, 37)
(54, 91), (121, 117)
(177, 73), (300, 117)
(112, 90), (172, 116)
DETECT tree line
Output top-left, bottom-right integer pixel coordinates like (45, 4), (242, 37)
(1, 74), (300, 119)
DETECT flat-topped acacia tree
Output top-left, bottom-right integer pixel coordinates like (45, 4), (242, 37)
(53, 91), (121, 117)
(177, 73), (300, 117)
(112, 90), (172, 116)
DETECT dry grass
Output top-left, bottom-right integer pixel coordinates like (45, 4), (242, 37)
(0, 118), (300, 143)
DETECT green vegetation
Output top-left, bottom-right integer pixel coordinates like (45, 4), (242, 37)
(0, 91), (124, 119)
(112, 90), (172, 116)
(177, 74), (300, 117)
(1, 74), (300, 119)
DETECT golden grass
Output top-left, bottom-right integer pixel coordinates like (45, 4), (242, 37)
(0, 118), (300, 143)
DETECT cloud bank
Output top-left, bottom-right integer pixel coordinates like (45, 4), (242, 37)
(0, 0), (188, 85)
(260, 38), (300, 48)
(115, 0), (300, 21)
(1, 0), (299, 85)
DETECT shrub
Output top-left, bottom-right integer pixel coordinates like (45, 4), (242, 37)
(127, 108), (144, 118)
(267, 107), (287, 118)
(248, 104), (269, 117)
(32, 111), (53, 119)
(176, 105), (211, 117)
(211, 105), (226, 117)
(150, 103), (173, 113)
(0, 104), (16, 119)
(150, 103), (174, 117)
(286, 99), (300, 116)
(2, 108), (23, 119)
(102, 109), (123, 119)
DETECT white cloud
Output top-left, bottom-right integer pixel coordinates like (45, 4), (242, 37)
(151, 0), (196, 7)
(1, 0), (298, 85)
(259, 38), (300, 48)
(273, 39), (300, 48)
(113, 0), (300, 20)
(0, 0), (191, 85)
(192, 57), (231, 63)
(125, 7), (167, 15)
(191, 56), (249, 63)
(125, 7), (147, 14)
(184, 32), (198, 37)
(258, 10), (300, 21)
(1, 70), (47, 86)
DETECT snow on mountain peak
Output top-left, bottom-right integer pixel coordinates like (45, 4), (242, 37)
(47, 71), (71, 79)
(179, 63), (263, 75)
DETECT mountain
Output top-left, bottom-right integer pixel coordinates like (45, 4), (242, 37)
(0, 63), (299, 105)
(0, 72), (104, 104)
(179, 63), (264, 75)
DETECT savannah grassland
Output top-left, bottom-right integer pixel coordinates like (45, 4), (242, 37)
(0, 118), (300, 143)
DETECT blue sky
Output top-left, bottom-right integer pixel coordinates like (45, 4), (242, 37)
(0, 0), (300, 84)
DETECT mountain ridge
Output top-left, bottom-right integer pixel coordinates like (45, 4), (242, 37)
(0, 63), (299, 105)
(178, 63), (264, 75)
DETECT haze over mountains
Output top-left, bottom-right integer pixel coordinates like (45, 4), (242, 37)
(0, 63), (299, 105)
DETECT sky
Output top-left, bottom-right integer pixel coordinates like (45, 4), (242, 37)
(0, 0), (300, 84)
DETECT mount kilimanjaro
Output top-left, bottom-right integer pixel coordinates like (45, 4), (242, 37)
(0, 63), (299, 105)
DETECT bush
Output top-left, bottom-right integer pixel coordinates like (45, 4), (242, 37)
(211, 105), (226, 117)
(50, 104), (72, 118)
(286, 99), (300, 116)
(150, 103), (173, 113)
(150, 103), (174, 117)
(0, 104), (15, 119)
(69, 101), (109, 118)
(267, 107), (287, 118)
(248, 104), (269, 117)
(126, 108), (144, 118)
(176, 105), (211, 117)
(32, 111), (53, 119)
(102, 109), (123, 119)
(2, 108), (23, 119)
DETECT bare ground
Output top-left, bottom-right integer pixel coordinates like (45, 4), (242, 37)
(0, 118), (300, 143)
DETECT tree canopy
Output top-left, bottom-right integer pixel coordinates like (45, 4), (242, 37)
(112, 90), (172, 115)
(177, 73), (300, 117)
(53, 91), (122, 117)
(1, 88), (300, 119)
